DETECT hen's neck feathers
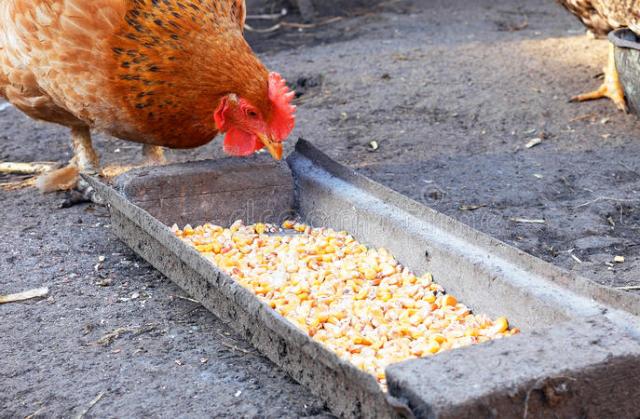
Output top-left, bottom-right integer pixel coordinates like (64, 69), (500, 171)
(107, 0), (269, 145)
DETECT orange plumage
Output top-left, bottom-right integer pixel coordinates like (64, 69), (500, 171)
(0, 0), (295, 191)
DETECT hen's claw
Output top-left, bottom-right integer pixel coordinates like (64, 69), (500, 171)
(570, 43), (628, 113)
(60, 177), (103, 208)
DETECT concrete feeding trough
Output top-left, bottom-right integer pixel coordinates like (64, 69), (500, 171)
(86, 139), (640, 418)
(611, 28), (640, 115)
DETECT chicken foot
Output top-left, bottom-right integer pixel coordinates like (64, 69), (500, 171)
(570, 43), (628, 112)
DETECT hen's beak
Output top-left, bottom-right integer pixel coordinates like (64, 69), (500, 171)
(258, 133), (283, 160)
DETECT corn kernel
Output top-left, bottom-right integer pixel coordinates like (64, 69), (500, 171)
(426, 341), (441, 354)
(494, 317), (509, 333)
(442, 294), (457, 307)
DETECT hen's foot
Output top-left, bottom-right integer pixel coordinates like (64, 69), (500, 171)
(142, 144), (166, 165)
(60, 178), (103, 208)
(570, 43), (628, 113)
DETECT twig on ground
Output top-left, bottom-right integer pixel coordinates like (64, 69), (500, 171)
(616, 285), (640, 291)
(96, 324), (157, 346)
(216, 331), (255, 354)
(75, 391), (105, 419)
(245, 16), (342, 33)
(172, 294), (200, 304)
(459, 204), (486, 211)
(568, 113), (598, 123)
(574, 196), (636, 209)
(620, 162), (640, 177)
(0, 162), (57, 175)
(244, 23), (282, 33)
(246, 9), (287, 20)
(219, 340), (253, 354)
(1, 177), (38, 191)
(0, 287), (49, 304)
(24, 406), (45, 419)
(510, 217), (546, 224)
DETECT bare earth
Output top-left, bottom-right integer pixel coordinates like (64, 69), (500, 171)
(2, 0), (639, 417)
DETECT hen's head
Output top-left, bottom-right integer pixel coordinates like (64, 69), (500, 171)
(214, 72), (296, 160)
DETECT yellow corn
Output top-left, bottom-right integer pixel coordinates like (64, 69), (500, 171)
(255, 223), (267, 234)
(494, 317), (509, 333)
(175, 220), (517, 388)
(442, 294), (457, 307)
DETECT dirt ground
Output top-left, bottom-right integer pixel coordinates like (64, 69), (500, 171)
(2, 0), (640, 417)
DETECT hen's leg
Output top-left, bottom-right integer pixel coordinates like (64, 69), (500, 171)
(571, 43), (627, 112)
(102, 144), (166, 178)
(142, 144), (166, 165)
(70, 126), (100, 174)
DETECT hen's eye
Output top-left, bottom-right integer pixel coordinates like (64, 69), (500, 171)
(247, 110), (258, 118)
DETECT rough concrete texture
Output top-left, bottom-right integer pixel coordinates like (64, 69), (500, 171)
(3, 0), (640, 416)
(386, 317), (640, 419)
(115, 155), (295, 227)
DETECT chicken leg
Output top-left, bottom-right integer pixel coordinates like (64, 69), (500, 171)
(101, 144), (166, 178)
(571, 43), (628, 112)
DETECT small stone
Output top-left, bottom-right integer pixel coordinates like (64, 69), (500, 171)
(96, 278), (113, 287)
(525, 138), (542, 148)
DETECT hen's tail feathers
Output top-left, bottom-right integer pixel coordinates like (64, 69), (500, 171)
(35, 165), (79, 193)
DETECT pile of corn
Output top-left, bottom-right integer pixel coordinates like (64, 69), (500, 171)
(173, 220), (518, 386)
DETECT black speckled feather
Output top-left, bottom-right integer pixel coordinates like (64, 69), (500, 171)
(557, 0), (640, 37)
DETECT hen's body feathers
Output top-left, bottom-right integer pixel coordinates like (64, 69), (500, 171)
(0, 0), (259, 148)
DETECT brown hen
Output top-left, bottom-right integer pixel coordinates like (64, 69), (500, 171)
(0, 0), (295, 192)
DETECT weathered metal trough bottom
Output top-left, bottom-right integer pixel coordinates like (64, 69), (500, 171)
(87, 140), (640, 418)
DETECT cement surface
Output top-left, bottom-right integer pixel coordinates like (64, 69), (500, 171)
(3, 0), (640, 417)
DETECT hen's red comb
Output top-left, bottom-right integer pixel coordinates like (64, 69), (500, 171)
(268, 72), (296, 141)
